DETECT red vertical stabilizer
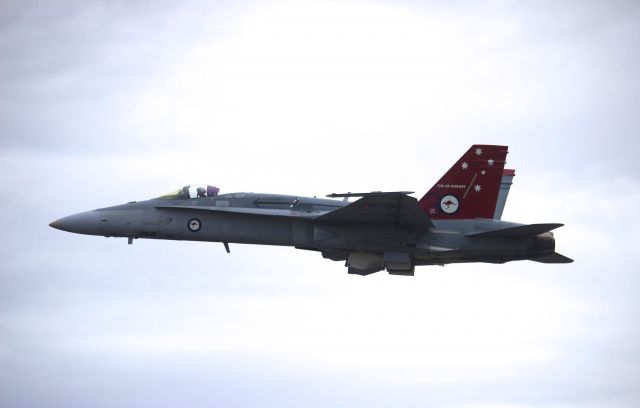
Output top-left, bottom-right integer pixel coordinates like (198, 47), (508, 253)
(419, 145), (508, 219)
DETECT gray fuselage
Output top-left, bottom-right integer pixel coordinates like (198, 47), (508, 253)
(51, 192), (555, 273)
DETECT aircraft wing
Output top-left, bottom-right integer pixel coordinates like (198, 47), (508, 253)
(154, 205), (324, 219)
(316, 192), (433, 230)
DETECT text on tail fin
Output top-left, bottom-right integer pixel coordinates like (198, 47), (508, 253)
(419, 144), (508, 219)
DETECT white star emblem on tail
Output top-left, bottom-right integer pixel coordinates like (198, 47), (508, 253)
(475, 148), (482, 156)
(474, 184), (481, 192)
(461, 162), (468, 170)
(488, 159), (494, 166)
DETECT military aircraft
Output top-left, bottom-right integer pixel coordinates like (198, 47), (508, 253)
(50, 144), (572, 276)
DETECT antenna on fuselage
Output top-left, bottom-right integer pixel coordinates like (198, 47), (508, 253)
(326, 191), (414, 199)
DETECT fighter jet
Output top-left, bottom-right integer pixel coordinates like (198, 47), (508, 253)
(50, 145), (572, 276)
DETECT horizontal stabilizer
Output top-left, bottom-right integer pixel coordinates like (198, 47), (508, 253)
(467, 223), (564, 238)
(532, 252), (574, 264)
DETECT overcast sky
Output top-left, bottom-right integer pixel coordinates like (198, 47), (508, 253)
(1, 0), (639, 407)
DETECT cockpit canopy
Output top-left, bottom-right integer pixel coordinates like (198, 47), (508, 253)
(158, 185), (220, 199)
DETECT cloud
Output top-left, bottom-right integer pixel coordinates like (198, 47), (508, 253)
(0, 0), (233, 153)
(1, 0), (640, 407)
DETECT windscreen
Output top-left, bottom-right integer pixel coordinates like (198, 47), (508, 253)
(157, 185), (220, 199)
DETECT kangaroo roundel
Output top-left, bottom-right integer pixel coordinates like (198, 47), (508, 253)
(440, 194), (459, 214)
(188, 218), (201, 232)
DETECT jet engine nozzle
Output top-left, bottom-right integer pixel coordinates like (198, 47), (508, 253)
(530, 231), (555, 255)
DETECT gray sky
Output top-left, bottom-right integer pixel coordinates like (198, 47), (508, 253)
(1, 1), (639, 407)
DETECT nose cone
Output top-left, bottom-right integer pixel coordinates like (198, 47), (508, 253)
(49, 211), (100, 235)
